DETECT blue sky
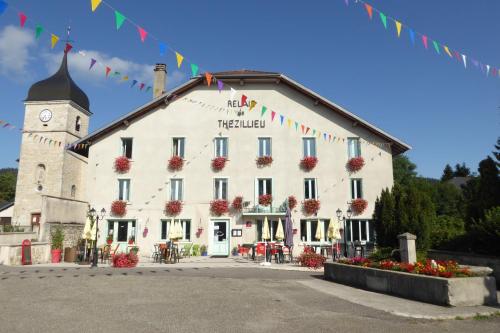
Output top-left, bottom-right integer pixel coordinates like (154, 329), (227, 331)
(0, 0), (498, 178)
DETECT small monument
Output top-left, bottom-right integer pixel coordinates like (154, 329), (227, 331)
(398, 232), (417, 263)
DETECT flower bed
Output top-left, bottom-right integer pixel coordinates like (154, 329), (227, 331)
(351, 198), (368, 215)
(212, 157), (227, 171)
(302, 199), (320, 215)
(114, 156), (130, 173)
(210, 199), (229, 216)
(347, 157), (365, 172)
(113, 252), (138, 268)
(297, 246), (326, 269)
(300, 156), (318, 171)
(258, 194), (272, 206)
(256, 156), (273, 167)
(111, 200), (127, 217)
(231, 196), (243, 212)
(165, 200), (182, 216)
(168, 155), (184, 171)
(288, 195), (297, 210)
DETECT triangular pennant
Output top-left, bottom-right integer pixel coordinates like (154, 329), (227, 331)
(89, 58), (96, 70)
(138, 27), (147, 42)
(486, 65), (490, 76)
(122, 76), (129, 81)
(364, 4), (373, 19)
(105, 66), (111, 77)
(51, 34), (59, 49)
(432, 40), (440, 54)
(35, 25), (43, 39)
(131, 80), (138, 87)
(146, 86), (152, 92)
(443, 45), (452, 57)
(461, 54), (467, 68)
(191, 63), (199, 77)
(91, 0), (102, 12)
(287, 119), (292, 128)
(19, 13), (27, 28)
(205, 72), (213, 86)
(0, 1), (7, 15)
(230, 88), (237, 100)
(159, 42), (167, 56)
(139, 83), (145, 90)
(115, 11), (126, 30)
(261, 106), (267, 117)
(295, 122), (298, 131)
(453, 51), (461, 61)
(379, 12), (387, 29)
(217, 80), (223, 92)
(329, 134), (332, 142)
(395, 20), (402, 37)
(408, 29), (415, 45)
(249, 100), (257, 111)
(312, 129), (316, 136)
(305, 127), (310, 135)
(64, 43), (73, 53)
(241, 94), (247, 106)
(271, 111), (276, 121)
(301, 124), (305, 134)
(421, 35), (428, 49)
(279, 115), (284, 125)
(323, 133), (327, 141)
(175, 52), (184, 68)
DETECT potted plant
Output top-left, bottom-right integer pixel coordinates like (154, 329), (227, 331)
(106, 234), (113, 245)
(288, 195), (297, 210)
(256, 156), (273, 167)
(231, 196), (243, 212)
(111, 200), (127, 217)
(114, 156), (131, 173)
(351, 198), (368, 215)
(347, 156), (365, 173)
(232, 247), (239, 256)
(51, 226), (64, 263)
(165, 200), (182, 216)
(128, 235), (135, 245)
(258, 194), (272, 206)
(192, 244), (200, 256)
(300, 156), (318, 171)
(168, 155), (184, 171)
(200, 245), (208, 256)
(303, 199), (321, 215)
(210, 199), (229, 216)
(211, 156), (227, 171)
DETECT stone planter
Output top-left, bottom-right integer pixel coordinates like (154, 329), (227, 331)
(324, 262), (498, 307)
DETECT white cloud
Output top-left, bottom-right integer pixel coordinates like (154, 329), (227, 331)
(0, 25), (35, 79)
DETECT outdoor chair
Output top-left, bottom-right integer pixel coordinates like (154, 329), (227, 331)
(151, 244), (160, 263)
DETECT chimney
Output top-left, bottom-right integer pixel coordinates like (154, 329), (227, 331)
(153, 63), (167, 99)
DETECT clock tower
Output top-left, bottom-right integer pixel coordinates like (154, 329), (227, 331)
(12, 52), (91, 233)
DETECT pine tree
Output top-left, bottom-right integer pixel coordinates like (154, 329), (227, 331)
(494, 137), (500, 168)
(454, 163), (471, 177)
(373, 188), (397, 247)
(441, 164), (454, 182)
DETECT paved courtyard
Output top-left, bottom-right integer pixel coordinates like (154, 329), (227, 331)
(0, 262), (499, 332)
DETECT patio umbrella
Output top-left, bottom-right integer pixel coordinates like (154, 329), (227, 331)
(262, 216), (271, 241)
(175, 220), (184, 239)
(275, 218), (284, 241)
(167, 221), (176, 240)
(315, 219), (324, 242)
(81, 216), (93, 261)
(284, 208), (293, 248)
(328, 219), (341, 240)
(89, 217), (97, 241)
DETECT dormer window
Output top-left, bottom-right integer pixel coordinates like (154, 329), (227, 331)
(75, 116), (81, 132)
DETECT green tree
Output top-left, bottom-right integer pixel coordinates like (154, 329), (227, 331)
(373, 188), (397, 248)
(453, 163), (471, 177)
(441, 164), (454, 182)
(468, 207), (500, 256)
(430, 215), (465, 248)
(392, 155), (417, 186)
(494, 137), (500, 168)
(0, 168), (17, 204)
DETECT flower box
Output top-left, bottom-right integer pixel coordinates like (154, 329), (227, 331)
(210, 199), (229, 216)
(303, 199), (320, 215)
(212, 156), (227, 171)
(351, 198), (368, 215)
(256, 156), (273, 167)
(231, 196), (243, 212)
(347, 157), (365, 172)
(300, 156), (318, 171)
(114, 156), (130, 173)
(288, 195), (297, 210)
(168, 155), (184, 171)
(111, 200), (127, 217)
(258, 194), (272, 207)
(165, 200), (182, 216)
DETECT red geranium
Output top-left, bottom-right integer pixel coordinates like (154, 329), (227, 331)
(231, 196), (243, 211)
(210, 199), (229, 216)
(114, 156), (130, 173)
(111, 200), (127, 217)
(288, 195), (297, 210)
(165, 200), (182, 216)
(303, 199), (320, 215)
(258, 194), (272, 206)
(300, 156), (318, 171)
(168, 155), (184, 171)
(347, 157), (365, 172)
(351, 198), (368, 215)
(256, 156), (273, 167)
(212, 157), (227, 171)
(297, 249), (326, 269)
(113, 252), (138, 268)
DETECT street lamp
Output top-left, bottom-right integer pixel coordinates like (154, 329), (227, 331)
(89, 207), (106, 268)
(336, 207), (352, 257)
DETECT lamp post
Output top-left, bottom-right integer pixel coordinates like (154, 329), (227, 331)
(336, 207), (352, 258)
(89, 207), (106, 268)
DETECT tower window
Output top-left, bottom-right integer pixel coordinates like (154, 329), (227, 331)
(71, 185), (76, 198)
(121, 138), (133, 159)
(35, 164), (46, 184)
(75, 116), (81, 132)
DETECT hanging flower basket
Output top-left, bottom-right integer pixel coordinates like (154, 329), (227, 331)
(300, 156), (318, 171)
(212, 157), (227, 171)
(210, 199), (229, 216)
(288, 195), (297, 210)
(111, 200), (127, 217)
(231, 196), (243, 212)
(303, 199), (320, 215)
(168, 155), (184, 171)
(351, 198), (368, 215)
(347, 157), (365, 173)
(258, 194), (273, 206)
(165, 200), (182, 216)
(114, 156), (130, 173)
(256, 156), (273, 167)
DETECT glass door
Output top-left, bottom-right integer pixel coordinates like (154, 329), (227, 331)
(211, 220), (229, 256)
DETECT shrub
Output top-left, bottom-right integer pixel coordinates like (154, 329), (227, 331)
(114, 156), (130, 173)
(430, 215), (465, 248)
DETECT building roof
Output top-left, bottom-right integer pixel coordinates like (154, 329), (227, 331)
(26, 52), (90, 111)
(0, 201), (14, 212)
(71, 70), (411, 156)
(447, 176), (472, 189)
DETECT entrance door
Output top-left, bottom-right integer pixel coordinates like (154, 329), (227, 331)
(211, 220), (229, 256)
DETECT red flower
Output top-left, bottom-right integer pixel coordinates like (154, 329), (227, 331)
(168, 155), (184, 171)
(300, 156), (318, 171)
(210, 199), (229, 216)
(297, 250), (326, 269)
(302, 199), (320, 215)
(256, 156), (273, 167)
(351, 198), (368, 215)
(288, 195), (297, 210)
(113, 252), (138, 268)
(111, 200), (127, 217)
(114, 156), (130, 173)
(347, 157), (365, 172)
(258, 194), (272, 206)
(231, 196), (243, 211)
(212, 157), (227, 171)
(165, 200), (182, 216)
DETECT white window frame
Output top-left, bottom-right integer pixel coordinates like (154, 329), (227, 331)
(118, 179), (130, 201)
(302, 137), (317, 157)
(170, 178), (184, 201)
(214, 137), (228, 158)
(351, 179), (363, 199)
(304, 178), (317, 200)
(348, 137), (361, 159)
(121, 137), (133, 159)
(172, 137), (185, 158)
(348, 220), (370, 243)
(108, 220), (136, 243)
(214, 178), (228, 200)
(299, 219), (330, 244)
(258, 137), (272, 157)
(160, 219), (191, 241)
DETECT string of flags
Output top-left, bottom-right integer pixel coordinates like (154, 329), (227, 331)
(343, 0), (499, 78)
(0, 0), (154, 94)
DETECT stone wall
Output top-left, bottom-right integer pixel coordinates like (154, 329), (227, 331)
(0, 242), (50, 265)
(46, 223), (84, 250)
(39, 196), (88, 242)
(0, 232), (38, 245)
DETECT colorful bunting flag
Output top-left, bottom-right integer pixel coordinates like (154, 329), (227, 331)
(146, 86), (151, 92)
(271, 111), (276, 122)
(230, 88), (237, 101)
(461, 54), (467, 68)
(191, 63), (199, 77)
(35, 25), (43, 39)
(122, 76), (129, 81)
(137, 27), (147, 42)
(205, 72), (213, 86)
(287, 119), (292, 128)
(432, 40), (440, 54)
(305, 127), (310, 135)
(139, 83), (145, 90)
(91, 0), (102, 12)
(379, 12), (387, 29)
(131, 80), (137, 87)
(105, 66), (111, 77)
(443, 45), (452, 58)
(395, 20), (402, 37)
(0, 1), (7, 15)
(217, 80), (223, 92)
(50, 34), (59, 49)
(241, 95), (247, 106)
(279, 115), (284, 125)
(159, 42), (167, 56)
(408, 29), (415, 45)
(64, 43), (72, 53)
(294, 122), (298, 131)
(364, 4), (373, 20)
(115, 11), (126, 30)
(19, 13), (27, 28)
(89, 58), (96, 70)
(301, 124), (305, 134)
(175, 52), (184, 68)
(249, 100), (257, 111)
(421, 35), (428, 49)
(486, 65), (490, 76)
(261, 106), (267, 117)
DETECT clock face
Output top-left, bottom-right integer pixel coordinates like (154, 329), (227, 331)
(39, 109), (52, 122)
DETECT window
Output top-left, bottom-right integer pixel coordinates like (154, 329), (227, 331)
(107, 220), (136, 243)
(160, 219), (191, 241)
(121, 138), (133, 159)
(70, 185), (76, 198)
(257, 178), (272, 196)
(172, 138), (185, 158)
(303, 138), (316, 157)
(118, 179), (130, 201)
(75, 116), (81, 132)
(35, 164), (46, 184)
(256, 219), (285, 242)
(351, 179), (363, 199)
(304, 178), (317, 199)
(170, 179), (183, 201)
(258, 137), (271, 157)
(346, 220), (373, 243)
(348, 138), (361, 158)
(214, 178), (228, 200)
(214, 137), (228, 157)
(299, 219), (329, 243)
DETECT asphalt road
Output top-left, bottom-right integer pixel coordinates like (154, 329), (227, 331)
(0, 266), (499, 333)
